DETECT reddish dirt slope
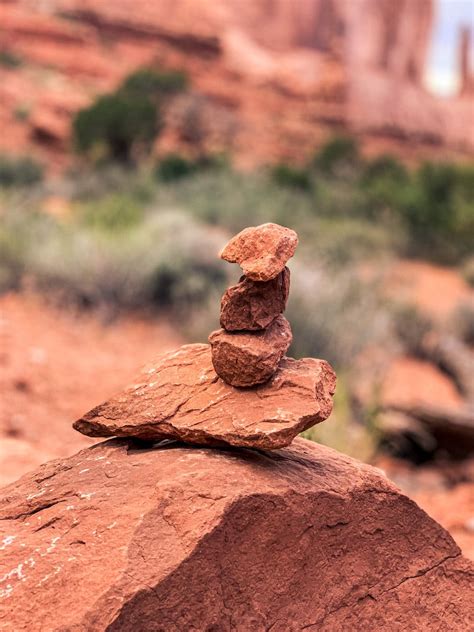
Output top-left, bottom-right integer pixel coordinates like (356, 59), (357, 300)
(0, 292), (181, 485)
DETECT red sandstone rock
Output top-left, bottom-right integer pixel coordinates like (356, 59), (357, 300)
(209, 315), (292, 387)
(220, 223), (298, 281)
(73, 343), (335, 449)
(220, 267), (290, 331)
(1, 437), (473, 631)
(1, 1), (473, 167)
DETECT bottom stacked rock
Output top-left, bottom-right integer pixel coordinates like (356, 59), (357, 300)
(74, 343), (336, 449)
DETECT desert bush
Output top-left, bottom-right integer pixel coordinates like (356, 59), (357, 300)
(270, 164), (312, 191)
(287, 262), (390, 368)
(0, 202), (228, 313)
(0, 50), (22, 69)
(461, 256), (474, 287)
(451, 302), (474, 346)
(78, 193), (144, 232)
(155, 154), (196, 182)
(73, 93), (159, 163)
(13, 104), (31, 122)
(399, 161), (474, 263)
(361, 155), (409, 185)
(358, 154), (409, 218)
(391, 303), (433, 357)
(120, 68), (188, 100)
(0, 155), (44, 187)
(0, 208), (30, 290)
(302, 375), (378, 461)
(314, 135), (360, 176)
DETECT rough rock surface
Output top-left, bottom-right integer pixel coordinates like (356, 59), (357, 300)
(220, 223), (298, 282)
(220, 267), (290, 331)
(209, 315), (293, 387)
(73, 343), (335, 449)
(1, 437), (473, 631)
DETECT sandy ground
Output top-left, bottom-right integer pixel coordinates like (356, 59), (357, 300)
(0, 292), (182, 485)
(1, 292), (473, 560)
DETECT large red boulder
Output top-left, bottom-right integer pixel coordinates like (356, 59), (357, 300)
(1, 438), (472, 631)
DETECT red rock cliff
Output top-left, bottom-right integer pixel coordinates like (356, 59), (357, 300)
(0, 0), (472, 167)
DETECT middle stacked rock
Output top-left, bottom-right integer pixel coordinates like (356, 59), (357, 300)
(209, 223), (298, 388)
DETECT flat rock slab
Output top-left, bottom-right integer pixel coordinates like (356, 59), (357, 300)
(220, 268), (290, 331)
(1, 438), (472, 631)
(220, 222), (298, 281)
(209, 315), (292, 387)
(73, 343), (336, 449)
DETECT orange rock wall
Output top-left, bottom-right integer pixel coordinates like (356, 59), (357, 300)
(0, 0), (472, 168)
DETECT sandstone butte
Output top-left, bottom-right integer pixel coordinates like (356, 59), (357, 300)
(220, 223), (298, 282)
(1, 437), (473, 631)
(73, 343), (335, 449)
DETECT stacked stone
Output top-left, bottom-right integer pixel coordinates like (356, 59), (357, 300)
(74, 221), (337, 450)
(208, 223), (298, 387)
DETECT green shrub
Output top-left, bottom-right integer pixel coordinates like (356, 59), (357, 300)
(78, 194), (144, 232)
(72, 93), (159, 163)
(358, 155), (410, 219)
(270, 164), (312, 191)
(0, 50), (22, 69)
(451, 303), (474, 346)
(302, 375), (378, 461)
(156, 154), (196, 182)
(361, 155), (409, 185)
(461, 256), (474, 287)
(14, 104), (31, 122)
(314, 135), (360, 176)
(0, 155), (44, 187)
(391, 304), (433, 357)
(120, 68), (188, 100)
(399, 161), (474, 262)
(0, 203), (228, 312)
(287, 263), (390, 368)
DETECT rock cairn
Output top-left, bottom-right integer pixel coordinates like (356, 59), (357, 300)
(209, 223), (297, 387)
(74, 223), (336, 450)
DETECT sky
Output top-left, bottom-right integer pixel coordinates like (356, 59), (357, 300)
(426, 0), (474, 95)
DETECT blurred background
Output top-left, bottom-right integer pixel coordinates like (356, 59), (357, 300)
(0, 0), (473, 555)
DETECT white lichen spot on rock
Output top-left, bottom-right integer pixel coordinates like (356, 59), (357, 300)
(0, 535), (16, 550)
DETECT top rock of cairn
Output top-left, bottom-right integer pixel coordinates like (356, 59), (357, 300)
(74, 224), (336, 450)
(220, 222), (298, 281)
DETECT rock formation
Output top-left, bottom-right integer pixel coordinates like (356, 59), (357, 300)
(209, 223), (297, 387)
(1, 0), (472, 169)
(74, 224), (336, 448)
(1, 437), (473, 630)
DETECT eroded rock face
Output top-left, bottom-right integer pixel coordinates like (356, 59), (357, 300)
(220, 223), (298, 281)
(220, 267), (290, 331)
(209, 315), (292, 387)
(1, 437), (473, 631)
(73, 343), (335, 449)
